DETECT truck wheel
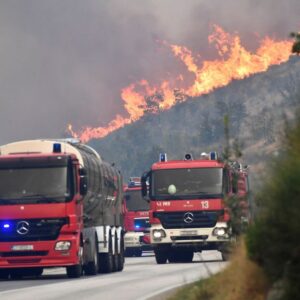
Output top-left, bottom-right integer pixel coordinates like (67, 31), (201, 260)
(84, 235), (99, 276)
(117, 235), (125, 272)
(66, 246), (83, 278)
(10, 268), (42, 279)
(221, 251), (230, 261)
(179, 251), (194, 263)
(168, 251), (178, 263)
(99, 235), (114, 273)
(27, 267), (43, 277)
(0, 269), (9, 280)
(220, 244), (231, 261)
(154, 248), (168, 264)
(125, 248), (133, 257)
(66, 264), (83, 278)
(10, 269), (23, 280)
(112, 235), (119, 272)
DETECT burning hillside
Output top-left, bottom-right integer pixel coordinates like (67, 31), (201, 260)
(68, 25), (293, 142)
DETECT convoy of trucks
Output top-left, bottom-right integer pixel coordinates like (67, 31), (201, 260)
(0, 137), (249, 279)
(141, 152), (249, 264)
(123, 177), (151, 257)
(0, 139), (125, 279)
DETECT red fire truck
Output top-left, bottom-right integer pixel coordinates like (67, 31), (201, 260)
(0, 139), (124, 279)
(141, 152), (249, 264)
(124, 178), (151, 257)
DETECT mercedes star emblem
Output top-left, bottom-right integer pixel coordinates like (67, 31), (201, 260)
(183, 212), (194, 224)
(16, 221), (30, 235)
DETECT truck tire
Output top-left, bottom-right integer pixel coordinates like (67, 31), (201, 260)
(66, 264), (82, 278)
(125, 248), (133, 257)
(84, 235), (99, 276)
(168, 250), (193, 263)
(112, 235), (119, 272)
(220, 243), (231, 261)
(179, 251), (194, 263)
(0, 269), (9, 280)
(154, 248), (168, 264)
(10, 267), (43, 279)
(168, 251), (178, 263)
(29, 267), (43, 277)
(10, 269), (23, 280)
(221, 251), (230, 261)
(135, 249), (142, 257)
(66, 246), (83, 278)
(117, 235), (125, 272)
(99, 234), (113, 273)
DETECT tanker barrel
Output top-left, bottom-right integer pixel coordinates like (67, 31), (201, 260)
(70, 142), (123, 227)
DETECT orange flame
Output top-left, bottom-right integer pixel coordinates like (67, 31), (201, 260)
(68, 25), (293, 142)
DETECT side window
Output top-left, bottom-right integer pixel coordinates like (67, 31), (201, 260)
(223, 169), (230, 194)
(72, 165), (78, 194)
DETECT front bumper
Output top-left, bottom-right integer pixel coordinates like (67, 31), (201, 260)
(124, 231), (150, 249)
(150, 223), (231, 250)
(0, 235), (80, 269)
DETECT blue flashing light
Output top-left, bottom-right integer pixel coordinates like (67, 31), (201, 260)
(3, 223), (10, 229)
(209, 151), (218, 160)
(135, 225), (141, 229)
(159, 153), (167, 162)
(53, 143), (62, 153)
(128, 181), (141, 187)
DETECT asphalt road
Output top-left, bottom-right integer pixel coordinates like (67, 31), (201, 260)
(0, 251), (227, 300)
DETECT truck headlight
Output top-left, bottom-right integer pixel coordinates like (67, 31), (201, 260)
(212, 227), (227, 237)
(55, 241), (71, 251)
(152, 229), (166, 240)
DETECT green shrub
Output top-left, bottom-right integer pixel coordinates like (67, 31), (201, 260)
(246, 114), (300, 299)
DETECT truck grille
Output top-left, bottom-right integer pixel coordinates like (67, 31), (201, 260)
(0, 251), (48, 257)
(153, 211), (218, 229)
(0, 218), (68, 242)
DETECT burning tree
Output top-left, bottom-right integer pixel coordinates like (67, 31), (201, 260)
(144, 92), (164, 114)
(290, 32), (300, 55)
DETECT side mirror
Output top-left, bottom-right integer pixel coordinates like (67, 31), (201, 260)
(79, 168), (88, 196)
(141, 171), (150, 198)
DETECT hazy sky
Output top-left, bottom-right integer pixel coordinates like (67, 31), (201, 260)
(0, 0), (299, 143)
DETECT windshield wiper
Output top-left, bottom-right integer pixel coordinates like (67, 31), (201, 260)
(0, 199), (11, 204)
(20, 194), (65, 203)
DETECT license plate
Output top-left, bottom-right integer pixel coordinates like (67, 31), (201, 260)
(12, 245), (34, 251)
(180, 230), (197, 236)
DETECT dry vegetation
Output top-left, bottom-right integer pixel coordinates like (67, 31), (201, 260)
(168, 239), (269, 300)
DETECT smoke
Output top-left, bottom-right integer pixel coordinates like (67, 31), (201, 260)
(0, 0), (299, 143)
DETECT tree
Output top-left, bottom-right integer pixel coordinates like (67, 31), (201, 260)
(290, 32), (300, 55)
(222, 115), (231, 161)
(247, 112), (300, 299)
(144, 93), (162, 114)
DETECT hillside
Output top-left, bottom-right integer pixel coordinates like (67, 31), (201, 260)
(90, 57), (300, 180)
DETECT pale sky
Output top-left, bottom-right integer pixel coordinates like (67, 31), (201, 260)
(0, 0), (299, 143)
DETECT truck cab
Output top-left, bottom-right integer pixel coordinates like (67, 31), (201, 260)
(124, 178), (151, 257)
(142, 152), (248, 264)
(0, 139), (125, 279)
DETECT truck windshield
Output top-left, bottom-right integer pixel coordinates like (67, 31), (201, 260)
(0, 166), (72, 205)
(125, 190), (149, 211)
(152, 168), (223, 200)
